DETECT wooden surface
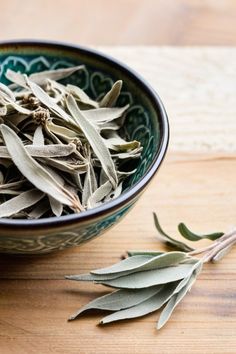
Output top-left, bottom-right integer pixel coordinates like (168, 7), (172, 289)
(1, 48), (236, 353)
(2, 0), (236, 45)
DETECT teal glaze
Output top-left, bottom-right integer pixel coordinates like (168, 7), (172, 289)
(0, 41), (169, 255)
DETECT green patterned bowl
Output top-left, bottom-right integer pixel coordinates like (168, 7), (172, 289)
(0, 40), (169, 255)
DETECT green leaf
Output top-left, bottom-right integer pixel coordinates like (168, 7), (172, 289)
(68, 286), (162, 321)
(92, 252), (188, 275)
(178, 223), (224, 241)
(153, 213), (193, 252)
(96, 264), (195, 289)
(90, 255), (155, 275)
(100, 282), (178, 324)
(172, 261), (202, 295)
(157, 262), (202, 329)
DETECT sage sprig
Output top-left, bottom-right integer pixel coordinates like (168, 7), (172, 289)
(0, 66), (142, 218)
(66, 214), (236, 330)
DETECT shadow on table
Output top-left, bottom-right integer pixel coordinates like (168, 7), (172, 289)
(0, 248), (74, 279)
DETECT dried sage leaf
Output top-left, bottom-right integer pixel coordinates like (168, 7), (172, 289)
(87, 181), (112, 209)
(0, 82), (16, 101)
(33, 126), (44, 146)
(26, 77), (74, 123)
(28, 199), (50, 219)
(83, 105), (129, 123)
(0, 66), (142, 219)
(0, 124), (80, 209)
(5, 69), (28, 88)
(104, 131), (140, 151)
(66, 84), (99, 108)
(48, 195), (63, 217)
(66, 95), (118, 187)
(0, 189), (44, 217)
(0, 144), (75, 158)
(30, 65), (84, 87)
(100, 80), (122, 107)
(82, 163), (98, 207)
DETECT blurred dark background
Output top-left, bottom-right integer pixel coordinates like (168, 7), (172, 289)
(2, 0), (236, 45)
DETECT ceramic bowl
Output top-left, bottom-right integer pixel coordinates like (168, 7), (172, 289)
(0, 40), (169, 255)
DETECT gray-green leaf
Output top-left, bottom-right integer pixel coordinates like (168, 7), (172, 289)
(100, 80), (122, 107)
(91, 252), (188, 275)
(0, 124), (80, 209)
(0, 144), (75, 158)
(87, 181), (112, 209)
(0, 189), (44, 217)
(157, 262), (202, 329)
(69, 286), (162, 321)
(96, 264), (195, 289)
(33, 126), (44, 146)
(66, 95), (118, 187)
(66, 84), (99, 108)
(26, 77), (74, 123)
(83, 105), (129, 123)
(30, 65), (84, 87)
(100, 282), (178, 324)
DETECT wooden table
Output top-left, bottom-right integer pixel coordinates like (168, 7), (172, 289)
(2, 1), (236, 45)
(0, 48), (236, 353)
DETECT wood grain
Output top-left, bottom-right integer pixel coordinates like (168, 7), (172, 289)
(0, 152), (236, 353)
(1, 0), (236, 45)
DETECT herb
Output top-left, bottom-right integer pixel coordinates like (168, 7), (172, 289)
(0, 66), (142, 218)
(66, 213), (236, 330)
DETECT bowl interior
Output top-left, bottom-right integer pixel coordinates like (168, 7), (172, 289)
(0, 42), (162, 195)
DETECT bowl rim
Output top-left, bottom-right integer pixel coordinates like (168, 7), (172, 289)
(0, 39), (169, 230)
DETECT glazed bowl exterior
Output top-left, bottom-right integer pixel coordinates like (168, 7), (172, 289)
(0, 40), (169, 254)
